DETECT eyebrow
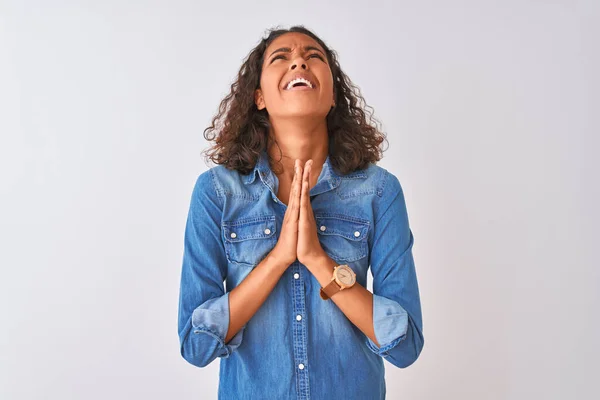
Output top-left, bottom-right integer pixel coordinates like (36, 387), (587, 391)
(267, 45), (325, 60)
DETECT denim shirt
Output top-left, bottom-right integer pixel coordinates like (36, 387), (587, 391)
(177, 150), (424, 400)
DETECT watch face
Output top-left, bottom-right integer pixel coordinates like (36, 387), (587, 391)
(335, 265), (355, 286)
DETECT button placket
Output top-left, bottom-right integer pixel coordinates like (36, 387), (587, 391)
(292, 264), (310, 394)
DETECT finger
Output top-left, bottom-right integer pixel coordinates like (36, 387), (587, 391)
(288, 159), (302, 218)
(300, 159), (312, 215)
(283, 159), (298, 222)
(305, 160), (315, 219)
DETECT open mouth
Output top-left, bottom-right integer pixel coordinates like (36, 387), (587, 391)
(284, 77), (316, 90)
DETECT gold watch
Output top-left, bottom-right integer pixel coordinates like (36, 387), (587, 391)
(319, 264), (356, 300)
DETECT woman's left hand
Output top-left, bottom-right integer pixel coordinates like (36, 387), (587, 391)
(296, 159), (328, 266)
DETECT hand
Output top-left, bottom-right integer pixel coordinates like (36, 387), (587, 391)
(269, 159), (303, 267)
(297, 159), (327, 266)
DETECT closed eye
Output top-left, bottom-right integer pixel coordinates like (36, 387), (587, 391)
(270, 53), (325, 63)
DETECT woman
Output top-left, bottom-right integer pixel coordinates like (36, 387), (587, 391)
(178, 25), (424, 399)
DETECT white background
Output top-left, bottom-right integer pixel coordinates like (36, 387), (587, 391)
(1, 1), (598, 399)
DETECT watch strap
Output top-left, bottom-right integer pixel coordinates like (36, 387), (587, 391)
(320, 278), (342, 300)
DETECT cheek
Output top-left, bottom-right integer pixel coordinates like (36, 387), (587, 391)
(260, 75), (283, 103)
(320, 80), (334, 103)
(261, 81), (280, 107)
(317, 69), (334, 94)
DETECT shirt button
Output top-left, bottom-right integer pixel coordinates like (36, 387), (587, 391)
(354, 231), (360, 237)
(298, 363), (305, 370)
(296, 314), (302, 321)
(264, 228), (271, 235)
(320, 225), (326, 231)
(293, 273), (299, 279)
(230, 232), (237, 238)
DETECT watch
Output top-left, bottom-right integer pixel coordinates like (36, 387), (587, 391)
(319, 264), (356, 300)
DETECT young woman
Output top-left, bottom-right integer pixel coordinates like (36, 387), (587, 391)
(177, 25), (424, 399)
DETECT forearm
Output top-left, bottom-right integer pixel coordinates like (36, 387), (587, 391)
(225, 252), (289, 344)
(304, 254), (380, 347)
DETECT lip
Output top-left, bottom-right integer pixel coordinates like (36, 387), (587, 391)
(286, 85), (314, 91)
(282, 73), (317, 90)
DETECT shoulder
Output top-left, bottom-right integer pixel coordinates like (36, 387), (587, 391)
(187, 168), (220, 207)
(323, 161), (404, 204)
(191, 167), (218, 193)
(360, 163), (407, 222)
(192, 164), (257, 202)
(353, 162), (403, 199)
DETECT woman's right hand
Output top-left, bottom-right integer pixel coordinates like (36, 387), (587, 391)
(270, 159), (302, 267)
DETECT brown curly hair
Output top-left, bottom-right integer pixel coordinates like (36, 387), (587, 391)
(202, 25), (389, 176)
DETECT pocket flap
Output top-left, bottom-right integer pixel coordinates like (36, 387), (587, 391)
(315, 214), (369, 241)
(222, 215), (277, 243)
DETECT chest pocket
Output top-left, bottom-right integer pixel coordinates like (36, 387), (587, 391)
(222, 214), (277, 268)
(315, 214), (370, 263)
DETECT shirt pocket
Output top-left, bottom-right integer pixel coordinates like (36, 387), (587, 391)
(222, 214), (278, 268)
(315, 213), (370, 263)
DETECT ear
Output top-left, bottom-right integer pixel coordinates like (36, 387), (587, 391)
(255, 88), (265, 110)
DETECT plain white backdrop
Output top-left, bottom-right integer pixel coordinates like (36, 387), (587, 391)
(1, 1), (598, 399)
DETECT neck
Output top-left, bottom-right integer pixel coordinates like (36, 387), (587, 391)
(267, 118), (329, 181)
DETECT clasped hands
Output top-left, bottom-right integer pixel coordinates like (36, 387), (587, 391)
(271, 159), (329, 268)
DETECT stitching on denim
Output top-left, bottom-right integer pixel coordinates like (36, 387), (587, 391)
(374, 168), (386, 197)
(374, 174), (401, 226)
(209, 168), (225, 207)
(222, 214), (276, 226)
(191, 327), (232, 357)
(313, 212), (370, 225)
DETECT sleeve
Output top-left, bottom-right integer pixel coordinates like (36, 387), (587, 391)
(177, 170), (246, 368)
(365, 170), (425, 368)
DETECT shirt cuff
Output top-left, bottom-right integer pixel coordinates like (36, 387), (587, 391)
(191, 292), (245, 358)
(366, 293), (409, 356)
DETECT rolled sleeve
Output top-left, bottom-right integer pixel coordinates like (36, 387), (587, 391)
(366, 293), (409, 355)
(190, 293), (245, 358)
(366, 170), (424, 368)
(178, 170), (245, 368)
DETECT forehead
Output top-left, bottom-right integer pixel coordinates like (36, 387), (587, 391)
(264, 32), (324, 54)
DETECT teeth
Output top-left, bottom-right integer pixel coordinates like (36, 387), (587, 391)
(286, 77), (313, 90)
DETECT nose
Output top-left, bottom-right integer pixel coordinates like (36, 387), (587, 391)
(291, 60), (307, 70)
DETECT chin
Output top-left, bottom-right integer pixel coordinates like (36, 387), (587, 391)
(277, 106), (329, 119)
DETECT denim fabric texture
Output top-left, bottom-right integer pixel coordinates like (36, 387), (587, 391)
(178, 149), (424, 399)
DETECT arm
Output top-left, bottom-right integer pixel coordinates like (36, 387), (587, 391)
(304, 255), (381, 347)
(365, 171), (424, 368)
(178, 170), (288, 368)
(305, 171), (424, 368)
(225, 253), (288, 343)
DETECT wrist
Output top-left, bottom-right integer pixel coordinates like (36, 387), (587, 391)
(303, 252), (338, 285)
(265, 251), (294, 273)
(302, 250), (331, 269)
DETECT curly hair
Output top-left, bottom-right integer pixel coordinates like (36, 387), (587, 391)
(202, 25), (389, 176)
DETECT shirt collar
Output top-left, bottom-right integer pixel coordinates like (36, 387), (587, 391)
(243, 149), (367, 186)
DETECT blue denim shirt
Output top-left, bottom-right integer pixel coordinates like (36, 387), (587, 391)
(178, 150), (424, 399)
